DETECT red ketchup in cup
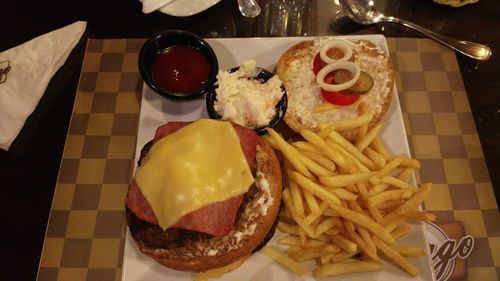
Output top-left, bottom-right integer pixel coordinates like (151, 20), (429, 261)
(150, 45), (211, 94)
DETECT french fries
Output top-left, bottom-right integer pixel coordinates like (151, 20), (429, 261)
(395, 246), (426, 257)
(319, 172), (374, 188)
(313, 102), (338, 113)
(261, 246), (308, 276)
(373, 236), (419, 276)
(331, 204), (395, 245)
(289, 171), (341, 206)
(318, 112), (374, 133)
(313, 261), (382, 278)
(264, 114), (433, 278)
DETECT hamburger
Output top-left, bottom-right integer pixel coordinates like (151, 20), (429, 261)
(277, 37), (395, 140)
(125, 119), (283, 272)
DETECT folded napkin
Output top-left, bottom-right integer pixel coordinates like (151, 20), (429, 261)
(139, 0), (175, 14)
(0, 21), (87, 151)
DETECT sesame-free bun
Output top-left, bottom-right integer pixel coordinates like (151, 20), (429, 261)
(126, 138), (282, 272)
(277, 38), (394, 140)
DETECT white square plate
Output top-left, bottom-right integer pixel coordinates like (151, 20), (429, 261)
(122, 35), (435, 281)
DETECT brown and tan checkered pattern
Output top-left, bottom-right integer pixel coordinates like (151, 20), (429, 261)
(37, 38), (499, 281)
(37, 39), (144, 281)
(387, 38), (500, 280)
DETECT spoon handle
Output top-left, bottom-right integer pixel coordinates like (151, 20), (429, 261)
(238, 0), (261, 18)
(382, 16), (492, 61)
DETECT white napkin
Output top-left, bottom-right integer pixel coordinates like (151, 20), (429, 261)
(0, 21), (87, 151)
(139, 0), (175, 13)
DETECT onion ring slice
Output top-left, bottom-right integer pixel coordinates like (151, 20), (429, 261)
(319, 39), (353, 64)
(316, 61), (361, 92)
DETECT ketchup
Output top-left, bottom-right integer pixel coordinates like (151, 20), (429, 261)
(151, 45), (212, 93)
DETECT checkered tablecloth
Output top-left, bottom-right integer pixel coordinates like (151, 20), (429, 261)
(36, 38), (499, 281)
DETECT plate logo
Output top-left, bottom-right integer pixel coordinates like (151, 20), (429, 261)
(426, 222), (474, 281)
(0, 61), (11, 84)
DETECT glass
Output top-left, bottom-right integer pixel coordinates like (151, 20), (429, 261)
(254, 0), (315, 36)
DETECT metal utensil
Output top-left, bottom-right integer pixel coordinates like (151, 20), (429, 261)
(338, 0), (492, 61)
(237, 0), (261, 18)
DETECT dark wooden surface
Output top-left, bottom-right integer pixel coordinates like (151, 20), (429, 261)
(0, 0), (498, 280)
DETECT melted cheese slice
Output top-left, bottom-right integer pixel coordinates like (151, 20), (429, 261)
(135, 119), (254, 230)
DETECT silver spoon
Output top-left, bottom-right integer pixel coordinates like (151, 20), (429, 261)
(338, 0), (492, 61)
(237, 0), (261, 18)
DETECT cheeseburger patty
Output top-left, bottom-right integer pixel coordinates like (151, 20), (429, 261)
(126, 135), (282, 272)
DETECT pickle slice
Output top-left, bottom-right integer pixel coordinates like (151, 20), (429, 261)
(333, 70), (374, 95)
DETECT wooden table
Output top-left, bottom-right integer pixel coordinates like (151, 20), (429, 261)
(0, 0), (499, 280)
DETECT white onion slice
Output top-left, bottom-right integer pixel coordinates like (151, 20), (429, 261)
(316, 61), (361, 92)
(319, 39), (353, 64)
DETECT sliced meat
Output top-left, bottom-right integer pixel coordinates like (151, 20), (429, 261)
(127, 179), (157, 225)
(153, 122), (189, 143)
(125, 184), (279, 252)
(126, 179), (244, 237)
(126, 121), (259, 237)
(173, 195), (244, 237)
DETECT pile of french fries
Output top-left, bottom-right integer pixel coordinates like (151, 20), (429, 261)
(261, 112), (434, 278)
